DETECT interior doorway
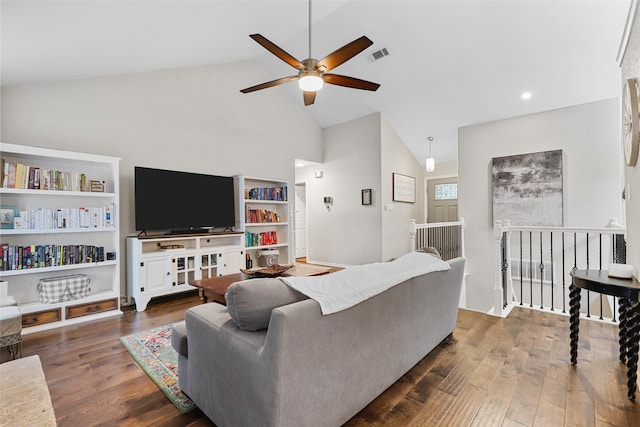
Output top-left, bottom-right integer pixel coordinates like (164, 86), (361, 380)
(294, 183), (308, 259)
(427, 177), (458, 223)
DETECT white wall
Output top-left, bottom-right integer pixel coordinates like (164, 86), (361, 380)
(296, 112), (423, 266)
(303, 113), (383, 265)
(426, 161), (458, 179)
(1, 61), (324, 296)
(459, 99), (621, 312)
(380, 116), (423, 261)
(621, 5), (640, 279)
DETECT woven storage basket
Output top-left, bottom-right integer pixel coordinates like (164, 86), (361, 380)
(37, 274), (91, 303)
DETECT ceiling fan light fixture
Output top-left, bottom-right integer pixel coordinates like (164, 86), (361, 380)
(298, 74), (324, 92)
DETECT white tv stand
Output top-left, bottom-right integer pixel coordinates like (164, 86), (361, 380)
(126, 232), (244, 311)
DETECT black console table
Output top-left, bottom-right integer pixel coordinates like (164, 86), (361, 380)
(570, 269), (640, 399)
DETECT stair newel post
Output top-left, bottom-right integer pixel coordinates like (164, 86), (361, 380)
(493, 221), (505, 316)
(409, 219), (417, 252)
(503, 220), (513, 310)
(459, 217), (466, 259)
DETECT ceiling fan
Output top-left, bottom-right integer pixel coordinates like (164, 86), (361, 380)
(240, 0), (380, 106)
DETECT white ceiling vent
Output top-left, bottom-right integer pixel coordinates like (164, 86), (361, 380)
(368, 48), (389, 62)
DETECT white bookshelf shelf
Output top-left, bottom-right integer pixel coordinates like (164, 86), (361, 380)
(244, 222), (289, 227)
(0, 188), (117, 198)
(1, 227), (118, 236)
(0, 260), (118, 277)
(243, 199), (288, 205)
(245, 243), (289, 251)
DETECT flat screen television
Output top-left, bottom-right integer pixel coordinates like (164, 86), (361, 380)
(134, 166), (235, 233)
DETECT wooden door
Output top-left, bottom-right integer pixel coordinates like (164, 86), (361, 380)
(427, 178), (458, 223)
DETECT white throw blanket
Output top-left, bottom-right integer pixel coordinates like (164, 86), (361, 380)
(281, 251), (450, 315)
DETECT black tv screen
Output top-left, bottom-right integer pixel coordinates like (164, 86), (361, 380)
(134, 166), (235, 232)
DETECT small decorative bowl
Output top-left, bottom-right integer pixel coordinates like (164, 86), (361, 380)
(608, 264), (634, 279)
(241, 264), (292, 278)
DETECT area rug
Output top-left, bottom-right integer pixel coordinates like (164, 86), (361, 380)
(120, 323), (195, 413)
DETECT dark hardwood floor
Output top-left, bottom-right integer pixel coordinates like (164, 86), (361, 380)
(6, 294), (640, 426)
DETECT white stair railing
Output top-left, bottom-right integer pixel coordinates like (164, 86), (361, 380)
(492, 219), (626, 320)
(409, 218), (467, 307)
(409, 218), (465, 260)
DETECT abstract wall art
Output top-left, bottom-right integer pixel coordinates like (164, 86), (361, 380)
(492, 150), (563, 226)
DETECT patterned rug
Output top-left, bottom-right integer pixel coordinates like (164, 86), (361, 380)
(120, 323), (195, 413)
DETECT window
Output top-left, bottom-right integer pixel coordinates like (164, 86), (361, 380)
(434, 183), (457, 200)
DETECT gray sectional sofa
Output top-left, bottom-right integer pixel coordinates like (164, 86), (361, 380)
(172, 257), (465, 427)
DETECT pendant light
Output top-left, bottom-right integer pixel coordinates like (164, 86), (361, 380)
(426, 137), (435, 172)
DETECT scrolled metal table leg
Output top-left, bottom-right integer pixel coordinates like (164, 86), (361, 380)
(619, 298), (628, 363)
(569, 283), (581, 364)
(625, 299), (639, 400)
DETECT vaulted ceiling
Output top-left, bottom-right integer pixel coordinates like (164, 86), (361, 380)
(0, 0), (632, 165)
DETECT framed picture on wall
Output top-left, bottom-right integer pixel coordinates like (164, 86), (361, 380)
(392, 173), (415, 203)
(361, 188), (372, 206)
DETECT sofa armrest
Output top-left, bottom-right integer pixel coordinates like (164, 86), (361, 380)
(184, 303), (278, 427)
(170, 320), (188, 357)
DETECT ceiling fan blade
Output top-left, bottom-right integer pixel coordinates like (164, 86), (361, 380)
(323, 74), (380, 91)
(240, 75), (298, 93)
(303, 91), (316, 106)
(316, 36), (374, 72)
(249, 34), (306, 70)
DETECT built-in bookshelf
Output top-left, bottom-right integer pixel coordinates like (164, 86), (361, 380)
(235, 175), (290, 266)
(0, 142), (121, 333)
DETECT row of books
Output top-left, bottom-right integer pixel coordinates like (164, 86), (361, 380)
(245, 207), (281, 224)
(13, 204), (117, 230)
(0, 244), (106, 271)
(1, 158), (106, 192)
(246, 231), (278, 247)
(245, 186), (287, 201)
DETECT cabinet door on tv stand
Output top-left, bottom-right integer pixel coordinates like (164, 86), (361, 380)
(141, 257), (172, 293)
(220, 249), (245, 276)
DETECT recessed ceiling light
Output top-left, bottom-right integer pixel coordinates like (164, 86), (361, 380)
(295, 161), (306, 168)
(521, 92), (532, 100)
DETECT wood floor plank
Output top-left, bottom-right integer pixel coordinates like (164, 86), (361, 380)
(564, 389), (596, 427)
(5, 297), (640, 427)
(502, 418), (529, 427)
(469, 367), (519, 427)
(533, 362), (569, 426)
(438, 384), (486, 426)
(407, 389), (457, 427)
(505, 347), (549, 426)
(591, 347), (628, 427)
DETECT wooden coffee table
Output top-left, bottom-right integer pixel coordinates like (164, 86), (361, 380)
(189, 263), (333, 305)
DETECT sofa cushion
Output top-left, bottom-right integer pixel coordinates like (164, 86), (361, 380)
(225, 278), (308, 331)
